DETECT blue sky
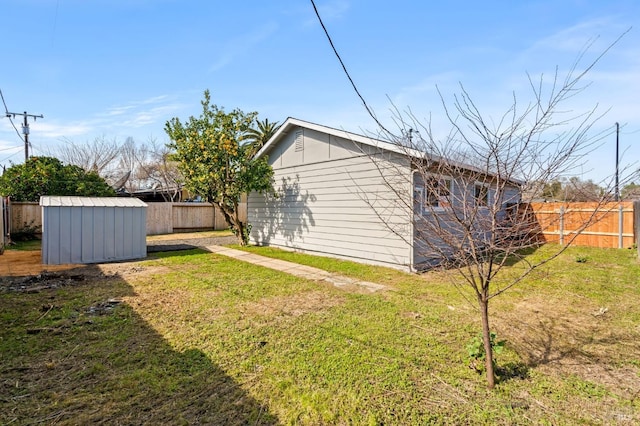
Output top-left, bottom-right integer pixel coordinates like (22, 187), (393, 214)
(1, 0), (638, 184)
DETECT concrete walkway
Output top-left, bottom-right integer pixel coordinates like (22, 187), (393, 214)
(205, 245), (388, 293)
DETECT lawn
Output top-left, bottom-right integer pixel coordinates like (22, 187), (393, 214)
(1, 243), (639, 424)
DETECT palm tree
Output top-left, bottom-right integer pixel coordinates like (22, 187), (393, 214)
(243, 118), (280, 157)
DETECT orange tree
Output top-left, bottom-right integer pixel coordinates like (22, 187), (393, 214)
(165, 90), (274, 245)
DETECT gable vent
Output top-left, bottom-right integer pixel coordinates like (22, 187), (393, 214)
(294, 130), (303, 152)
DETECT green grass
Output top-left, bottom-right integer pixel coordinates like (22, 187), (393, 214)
(1, 244), (639, 424)
(3, 238), (41, 251)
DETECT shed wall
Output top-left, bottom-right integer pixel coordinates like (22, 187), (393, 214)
(42, 204), (146, 264)
(249, 127), (412, 269)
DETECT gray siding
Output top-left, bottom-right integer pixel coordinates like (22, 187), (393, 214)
(41, 197), (146, 265)
(412, 173), (522, 268)
(249, 127), (412, 269)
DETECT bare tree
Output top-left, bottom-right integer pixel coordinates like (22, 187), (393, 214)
(115, 137), (140, 194)
(134, 138), (184, 201)
(54, 136), (122, 182)
(53, 136), (184, 199)
(365, 37), (633, 389)
(111, 137), (183, 200)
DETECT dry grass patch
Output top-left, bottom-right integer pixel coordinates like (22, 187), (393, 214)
(494, 295), (640, 399)
(146, 230), (233, 241)
(239, 290), (345, 319)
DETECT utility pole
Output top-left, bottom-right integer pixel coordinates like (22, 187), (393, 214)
(5, 111), (44, 162)
(615, 122), (620, 202)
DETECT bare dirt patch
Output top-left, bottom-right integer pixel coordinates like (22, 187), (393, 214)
(1, 231), (231, 284)
(0, 249), (86, 277)
(494, 296), (640, 399)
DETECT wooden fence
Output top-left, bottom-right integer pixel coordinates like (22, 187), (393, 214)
(8, 201), (247, 236)
(636, 201), (640, 258)
(145, 202), (247, 235)
(528, 202), (638, 249)
(10, 202), (41, 234)
(1, 197), (9, 253)
(5, 200), (638, 252)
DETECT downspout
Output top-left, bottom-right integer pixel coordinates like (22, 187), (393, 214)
(409, 169), (417, 272)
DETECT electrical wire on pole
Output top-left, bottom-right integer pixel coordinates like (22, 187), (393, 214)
(5, 111), (44, 162)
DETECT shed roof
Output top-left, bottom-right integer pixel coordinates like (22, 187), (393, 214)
(40, 196), (147, 208)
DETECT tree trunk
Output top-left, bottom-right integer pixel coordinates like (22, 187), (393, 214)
(232, 199), (247, 246)
(235, 220), (247, 246)
(479, 294), (496, 389)
(215, 201), (248, 246)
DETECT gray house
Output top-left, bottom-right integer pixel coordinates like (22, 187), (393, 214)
(247, 118), (521, 271)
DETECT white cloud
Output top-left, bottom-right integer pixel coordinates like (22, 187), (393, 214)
(34, 121), (94, 139)
(104, 105), (136, 117)
(209, 22), (279, 72)
(121, 105), (183, 128)
(93, 95), (186, 131)
(317, 0), (350, 20)
(302, 0), (350, 27)
(102, 95), (172, 117)
(529, 18), (617, 53)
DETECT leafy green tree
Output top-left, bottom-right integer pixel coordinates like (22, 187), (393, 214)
(165, 90), (274, 245)
(0, 156), (115, 201)
(541, 180), (562, 200)
(563, 177), (604, 202)
(539, 177), (604, 201)
(621, 182), (640, 200)
(243, 118), (281, 158)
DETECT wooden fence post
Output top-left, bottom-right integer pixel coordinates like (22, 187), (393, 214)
(635, 201), (640, 258)
(559, 206), (565, 246)
(618, 204), (624, 249)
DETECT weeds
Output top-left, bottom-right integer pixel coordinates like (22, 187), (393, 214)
(467, 332), (506, 373)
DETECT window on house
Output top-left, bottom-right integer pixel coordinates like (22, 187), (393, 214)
(414, 187), (425, 213)
(474, 184), (489, 207)
(422, 177), (452, 211)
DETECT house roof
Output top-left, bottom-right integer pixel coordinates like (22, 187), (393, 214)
(40, 196), (147, 208)
(254, 117), (427, 161)
(255, 117), (523, 186)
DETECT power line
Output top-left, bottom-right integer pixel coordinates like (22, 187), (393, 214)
(2, 90), (45, 163)
(0, 150), (24, 165)
(308, 0), (392, 136)
(0, 88), (25, 143)
(0, 88), (9, 114)
(5, 111), (44, 162)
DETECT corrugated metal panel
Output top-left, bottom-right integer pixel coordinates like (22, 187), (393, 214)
(41, 196), (147, 265)
(40, 196), (146, 208)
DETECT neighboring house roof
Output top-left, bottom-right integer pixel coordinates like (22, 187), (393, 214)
(40, 196), (147, 208)
(255, 117), (523, 186)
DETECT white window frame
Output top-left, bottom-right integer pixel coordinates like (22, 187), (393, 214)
(417, 176), (453, 213)
(474, 182), (489, 207)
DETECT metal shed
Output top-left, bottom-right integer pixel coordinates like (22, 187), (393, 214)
(40, 196), (147, 265)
